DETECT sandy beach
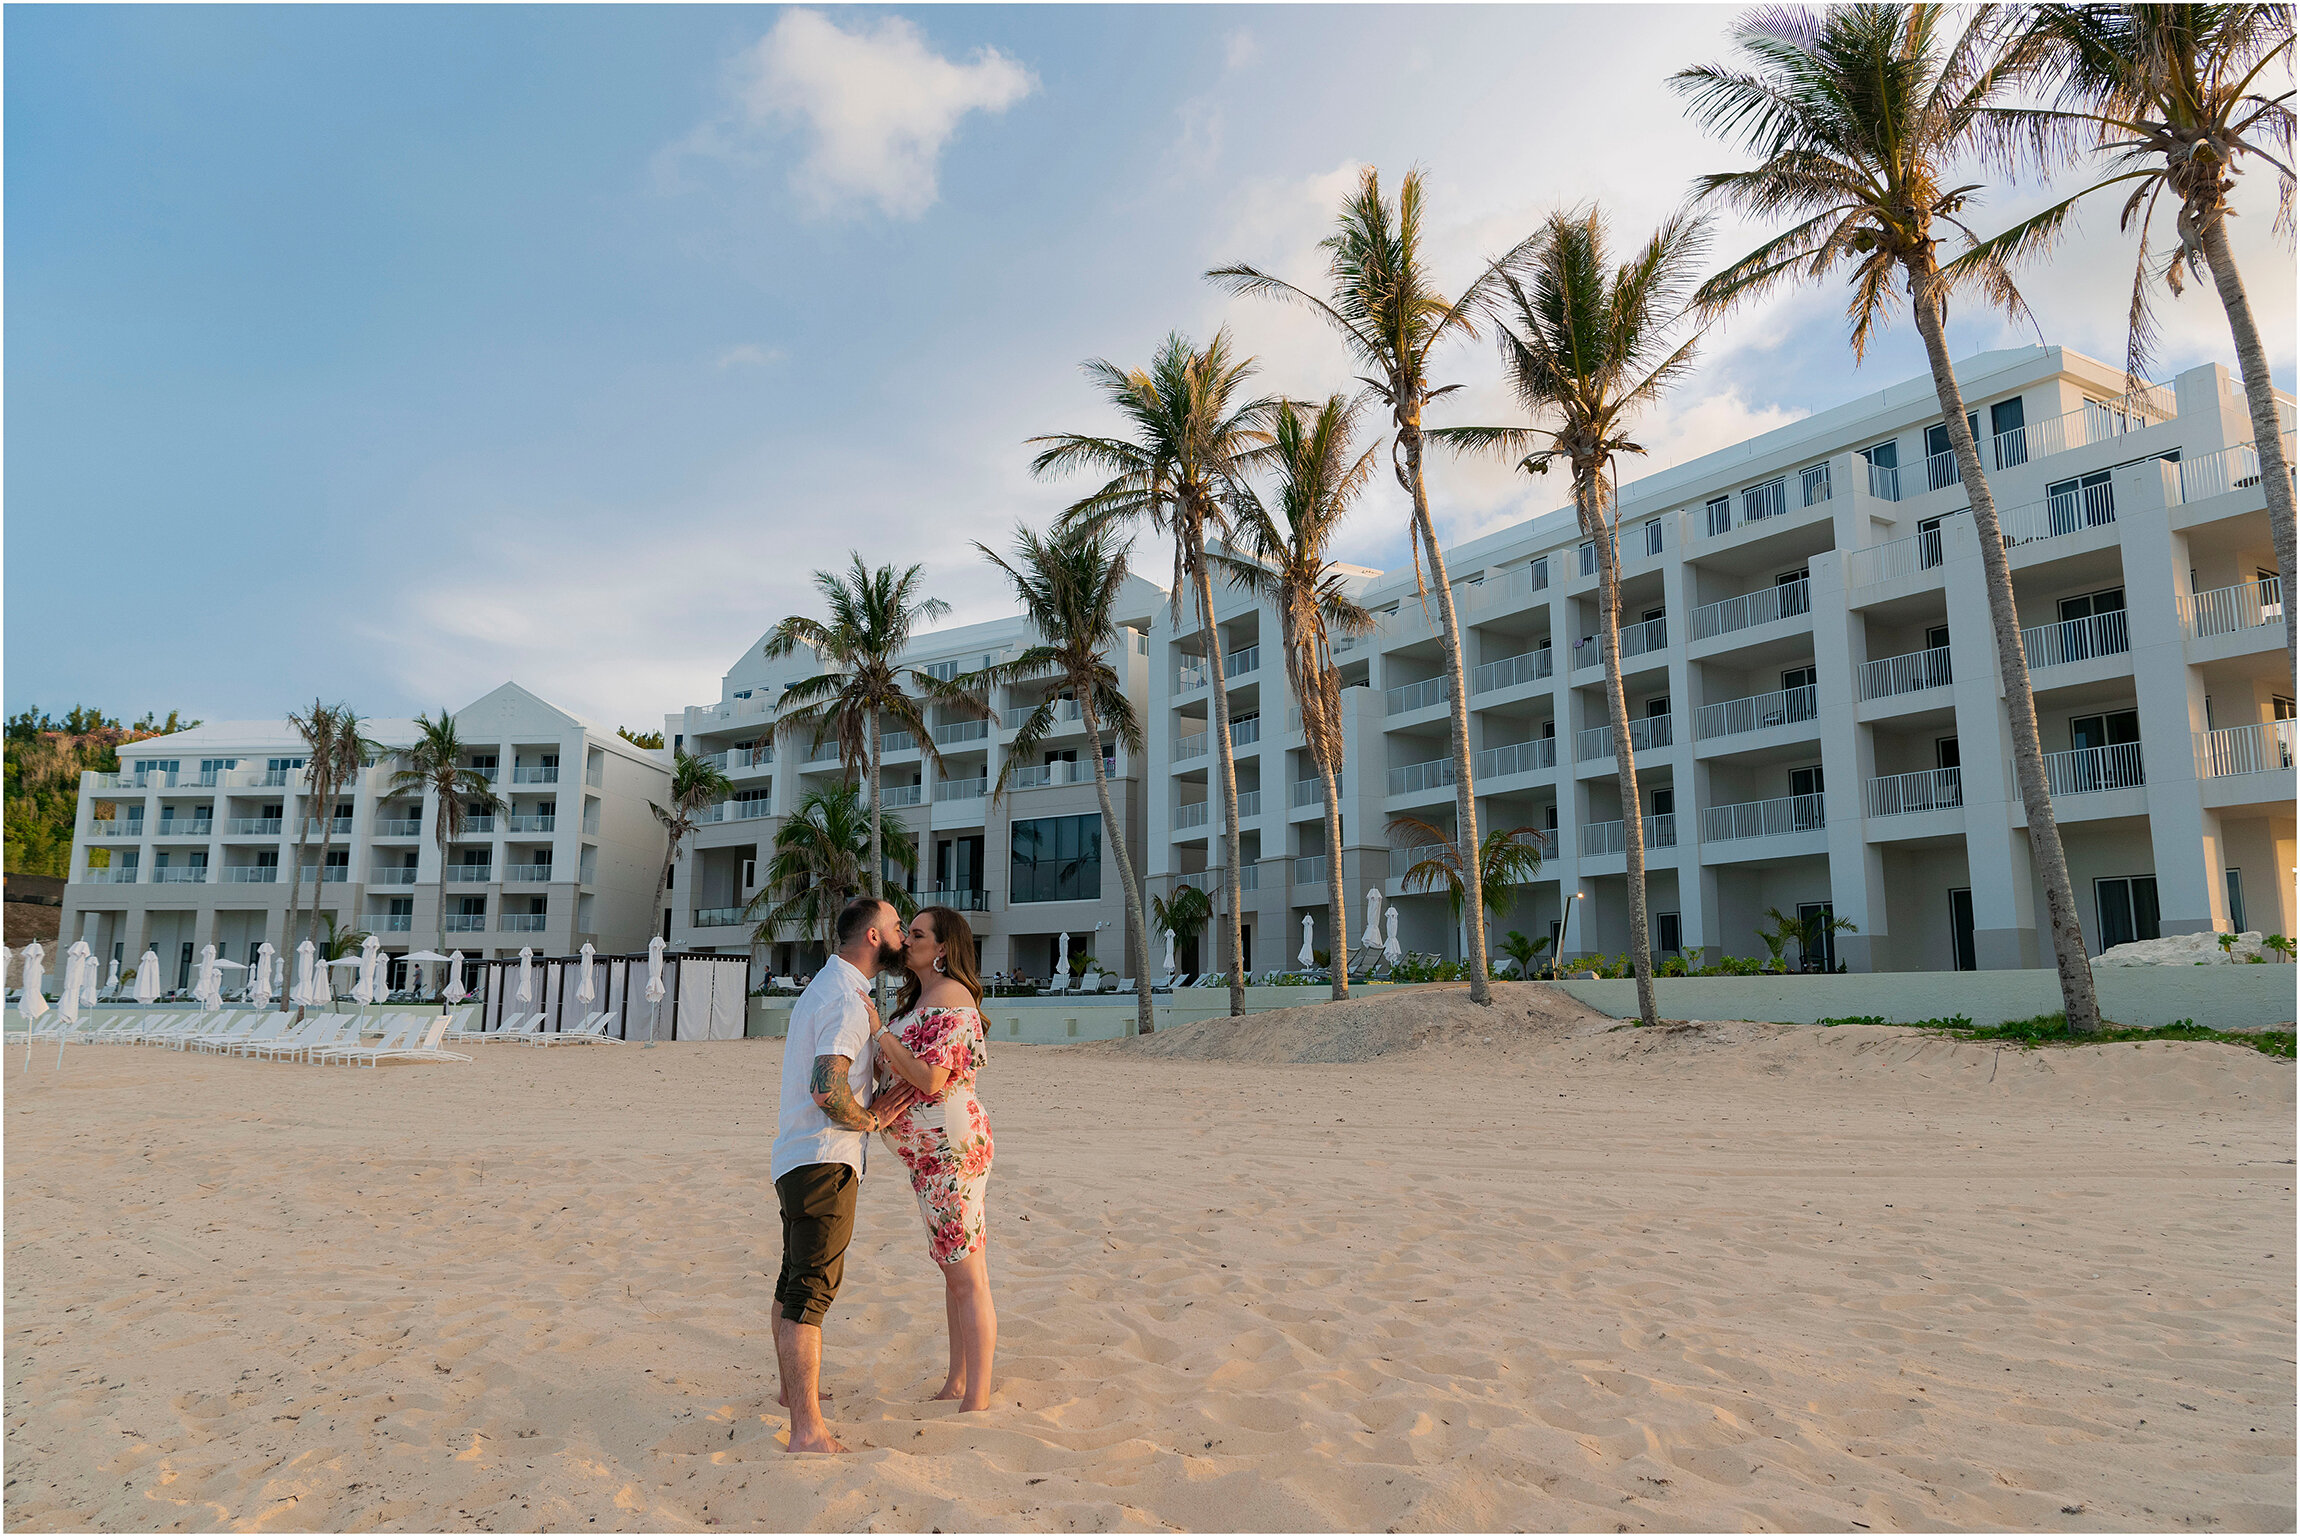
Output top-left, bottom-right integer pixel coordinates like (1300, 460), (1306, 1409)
(6, 985), (2293, 1532)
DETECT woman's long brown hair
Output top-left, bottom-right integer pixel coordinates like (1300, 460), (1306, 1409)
(894, 905), (985, 1019)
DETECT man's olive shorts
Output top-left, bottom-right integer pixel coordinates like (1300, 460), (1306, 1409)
(774, 1163), (858, 1326)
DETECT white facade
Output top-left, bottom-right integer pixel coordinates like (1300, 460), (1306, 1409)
(1142, 345), (2296, 974)
(662, 577), (1166, 979)
(58, 682), (671, 986)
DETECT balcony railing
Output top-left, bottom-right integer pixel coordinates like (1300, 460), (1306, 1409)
(935, 776), (988, 802)
(1989, 395), (2169, 469)
(444, 864), (495, 883)
(1002, 700), (1083, 730)
(1578, 813), (1677, 856)
(150, 867), (209, 884)
(1574, 714), (1673, 762)
(82, 866), (141, 884)
(219, 866), (279, 883)
(1175, 731), (1207, 762)
(154, 820), (214, 838)
(1387, 757), (1457, 795)
(1571, 615), (1667, 670)
(1231, 717), (1261, 748)
(1690, 579), (1810, 642)
(1290, 776), (1325, 807)
(1695, 686), (1818, 741)
(1466, 561), (1544, 612)
(1859, 645), (1953, 701)
(1999, 479), (2117, 546)
(1471, 647), (1552, 694)
(1700, 793), (1825, 843)
(1866, 460), (1902, 500)
(499, 913), (549, 932)
(368, 912), (414, 932)
(2178, 440), (2281, 504)
(294, 817), (353, 837)
(1858, 768), (1968, 814)
(1391, 841), (1451, 879)
(700, 798), (772, 824)
(1235, 789), (1262, 819)
(1291, 854), (1329, 886)
(1010, 760), (1106, 790)
(2195, 719), (2297, 778)
(692, 907), (747, 928)
(1226, 644), (1260, 677)
(224, 817), (283, 836)
(925, 887), (990, 912)
(512, 766), (559, 784)
(1176, 659), (1209, 691)
(444, 913), (488, 932)
(2042, 742), (2146, 797)
(459, 816), (497, 835)
(1924, 448), (1960, 492)
(1175, 800), (1209, 829)
(2021, 610), (2131, 670)
(1848, 519), (1954, 586)
(504, 864), (555, 883)
(1386, 676), (1447, 714)
(1476, 738), (1557, 778)
(698, 746), (774, 775)
(297, 867), (350, 884)
(371, 868), (419, 885)
(882, 784), (924, 807)
(95, 821), (145, 839)
(506, 814), (556, 833)
(936, 719), (991, 745)
(374, 818), (423, 836)
(2180, 578), (2283, 639)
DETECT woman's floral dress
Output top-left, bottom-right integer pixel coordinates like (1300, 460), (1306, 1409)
(878, 1005), (993, 1266)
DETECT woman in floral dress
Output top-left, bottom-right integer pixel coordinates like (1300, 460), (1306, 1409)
(867, 903), (996, 1409)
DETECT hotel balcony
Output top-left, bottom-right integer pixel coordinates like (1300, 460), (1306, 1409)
(1859, 646), (1953, 702)
(2180, 578), (2283, 642)
(2195, 720), (2296, 779)
(1695, 686), (1818, 744)
(444, 864), (494, 883)
(1689, 578), (1811, 644)
(925, 888), (990, 912)
(936, 719), (990, 747)
(374, 818), (423, 836)
(511, 765), (558, 784)
(1571, 615), (1667, 671)
(224, 817), (283, 836)
(2042, 742), (2145, 797)
(506, 814), (556, 833)
(935, 776), (988, 803)
(444, 913), (488, 932)
(503, 865), (555, 883)
(153, 820), (214, 839)
(81, 866), (141, 884)
(692, 907), (748, 928)
(1575, 714), (1673, 763)
(369, 912), (414, 932)
(1867, 767), (1963, 818)
(1387, 756), (1457, 796)
(1385, 676), (1447, 715)
(150, 868), (209, 884)
(371, 868), (419, 885)
(1470, 646), (1552, 696)
(1699, 792), (1825, 844)
(219, 866), (280, 883)
(700, 799), (773, 823)
(1475, 738), (1557, 779)
(1579, 813), (1678, 856)
(2021, 610), (2130, 671)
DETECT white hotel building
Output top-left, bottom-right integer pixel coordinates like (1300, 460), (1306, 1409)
(56, 683), (671, 988)
(1138, 345), (2294, 974)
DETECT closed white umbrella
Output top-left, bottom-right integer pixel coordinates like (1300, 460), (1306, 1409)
(1299, 914), (1316, 969)
(1362, 886), (1384, 950)
(193, 945), (221, 1012)
(18, 941), (47, 1066)
(1384, 908), (1402, 966)
(517, 946), (535, 1004)
(1054, 931), (1070, 983)
(643, 935), (667, 1045)
(443, 950), (466, 1005)
(249, 942), (274, 1008)
(105, 957), (121, 997)
(81, 947), (102, 1007)
(135, 948), (163, 1006)
(59, 942), (89, 1026)
(292, 940), (317, 1009)
(1162, 927), (1175, 974)
(576, 942), (596, 1005)
(352, 935), (382, 1006)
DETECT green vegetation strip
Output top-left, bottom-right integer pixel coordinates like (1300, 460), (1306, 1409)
(1810, 1012), (2295, 1060)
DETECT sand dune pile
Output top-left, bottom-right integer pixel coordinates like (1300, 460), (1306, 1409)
(6, 1007), (2292, 1532)
(1122, 980), (1620, 1062)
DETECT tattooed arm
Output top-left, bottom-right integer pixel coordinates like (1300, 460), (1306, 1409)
(810, 1054), (877, 1132)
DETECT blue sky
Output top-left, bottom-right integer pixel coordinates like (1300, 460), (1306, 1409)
(8, 4), (2293, 732)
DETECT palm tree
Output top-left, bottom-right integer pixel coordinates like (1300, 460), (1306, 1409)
(1209, 167), (1541, 1005)
(1674, 4), (2106, 1034)
(386, 711), (506, 957)
(765, 555), (987, 997)
(649, 750), (735, 944)
(747, 781), (918, 957)
(1211, 395), (1379, 1001)
(281, 698), (333, 980)
(303, 708), (380, 953)
(1989, 3), (2296, 665)
(1387, 815), (1548, 967)
(971, 520), (1156, 1036)
(1032, 329), (1276, 1017)
(1429, 207), (1710, 1031)
(1150, 883), (1214, 975)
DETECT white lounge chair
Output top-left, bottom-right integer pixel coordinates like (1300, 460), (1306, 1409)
(256, 1014), (343, 1062)
(533, 1011), (619, 1046)
(365, 1017), (470, 1065)
(486, 1012), (548, 1043)
(1115, 977), (1134, 993)
(219, 1013), (297, 1056)
(316, 1017), (419, 1067)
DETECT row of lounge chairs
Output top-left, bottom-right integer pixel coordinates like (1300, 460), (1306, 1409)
(49, 1009), (472, 1067)
(443, 1010), (625, 1046)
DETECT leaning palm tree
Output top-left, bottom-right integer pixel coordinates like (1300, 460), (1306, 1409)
(1986, 3), (2296, 664)
(765, 555), (989, 993)
(648, 750), (736, 943)
(971, 520), (1157, 1036)
(1032, 329), (1276, 1017)
(1430, 208), (1711, 1031)
(1387, 815), (1548, 967)
(1209, 168), (1541, 1004)
(303, 708), (380, 953)
(747, 781), (918, 957)
(1211, 395), (1379, 1001)
(1674, 4), (2106, 1034)
(280, 698), (334, 980)
(387, 711), (506, 957)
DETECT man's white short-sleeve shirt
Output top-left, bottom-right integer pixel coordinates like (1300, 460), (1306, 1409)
(771, 953), (876, 1182)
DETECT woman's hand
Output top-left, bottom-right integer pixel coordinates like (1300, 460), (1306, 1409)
(857, 988), (884, 1038)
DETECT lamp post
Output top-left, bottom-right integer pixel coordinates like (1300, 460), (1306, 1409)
(1555, 889), (1585, 979)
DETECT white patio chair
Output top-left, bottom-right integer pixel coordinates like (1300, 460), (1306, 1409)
(316, 1016), (419, 1067)
(533, 1011), (620, 1046)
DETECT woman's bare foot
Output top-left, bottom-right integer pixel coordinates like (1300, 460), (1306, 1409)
(931, 1380), (965, 1402)
(959, 1390), (991, 1412)
(784, 1426), (849, 1454)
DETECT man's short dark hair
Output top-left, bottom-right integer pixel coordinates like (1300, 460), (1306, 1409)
(835, 896), (890, 950)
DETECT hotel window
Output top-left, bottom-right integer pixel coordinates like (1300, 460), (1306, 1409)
(1577, 540), (1597, 576)
(1530, 555), (1550, 590)
(1642, 519), (1664, 557)
(1009, 814), (1102, 904)
(1705, 495), (1731, 537)
(1990, 397), (2028, 467)
(1741, 476), (1787, 523)
(2225, 869), (2247, 933)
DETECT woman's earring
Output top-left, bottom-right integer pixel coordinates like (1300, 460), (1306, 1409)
(934, 956), (946, 974)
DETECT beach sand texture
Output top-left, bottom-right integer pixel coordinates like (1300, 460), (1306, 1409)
(6, 984), (2293, 1532)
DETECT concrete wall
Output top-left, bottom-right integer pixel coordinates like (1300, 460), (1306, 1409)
(1556, 966), (2296, 1032)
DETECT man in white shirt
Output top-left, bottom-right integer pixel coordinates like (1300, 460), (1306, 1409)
(770, 895), (915, 1454)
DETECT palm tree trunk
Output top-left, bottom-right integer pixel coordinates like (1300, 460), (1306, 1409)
(867, 708), (884, 1008)
(307, 781), (336, 951)
(1587, 474), (1660, 1030)
(1192, 556), (1248, 1017)
(1400, 421), (1490, 1002)
(2196, 214), (2296, 669)
(1078, 693), (1153, 1036)
(1908, 265), (2103, 1033)
(281, 820), (306, 1012)
(649, 830), (678, 945)
(1320, 757), (1348, 1001)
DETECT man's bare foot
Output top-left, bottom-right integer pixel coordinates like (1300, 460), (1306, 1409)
(784, 1426), (849, 1454)
(931, 1380), (965, 1402)
(777, 1386), (834, 1407)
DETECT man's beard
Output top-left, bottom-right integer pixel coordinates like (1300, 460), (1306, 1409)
(876, 939), (907, 973)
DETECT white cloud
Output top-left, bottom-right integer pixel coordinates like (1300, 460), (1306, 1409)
(1223, 29), (1259, 72)
(719, 9), (1035, 219)
(714, 343), (785, 370)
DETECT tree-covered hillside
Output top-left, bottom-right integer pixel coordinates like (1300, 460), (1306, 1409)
(4, 706), (200, 876)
